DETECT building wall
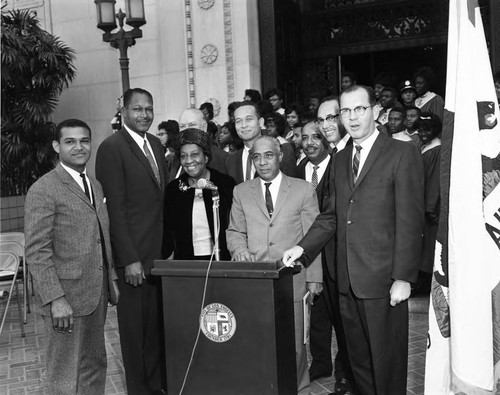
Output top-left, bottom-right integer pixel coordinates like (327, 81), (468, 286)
(3, 0), (261, 175)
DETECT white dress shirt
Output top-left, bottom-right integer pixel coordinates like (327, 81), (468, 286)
(260, 171), (282, 207)
(60, 162), (93, 205)
(335, 134), (351, 152)
(351, 130), (379, 175)
(305, 155), (330, 185)
(124, 125), (158, 167)
(192, 190), (214, 256)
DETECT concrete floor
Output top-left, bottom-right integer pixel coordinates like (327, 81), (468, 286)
(0, 293), (429, 395)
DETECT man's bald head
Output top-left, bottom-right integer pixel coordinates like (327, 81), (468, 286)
(179, 108), (207, 132)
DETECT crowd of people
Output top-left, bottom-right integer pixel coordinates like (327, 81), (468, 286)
(24, 64), (447, 395)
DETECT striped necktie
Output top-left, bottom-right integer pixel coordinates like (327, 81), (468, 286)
(353, 145), (362, 183)
(143, 139), (161, 187)
(311, 165), (319, 189)
(245, 152), (252, 181)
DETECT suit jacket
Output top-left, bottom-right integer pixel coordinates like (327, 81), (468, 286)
(226, 174), (322, 301)
(299, 132), (424, 299)
(209, 142), (229, 175)
(163, 168), (236, 260)
(297, 157), (336, 281)
(95, 129), (167, 272)
(225, 142), (297, 184)
(25, 163), (117, 316)
(165, 154), (180, 184)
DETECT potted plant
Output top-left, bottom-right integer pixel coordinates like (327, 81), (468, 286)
(1, 9), (76, 231)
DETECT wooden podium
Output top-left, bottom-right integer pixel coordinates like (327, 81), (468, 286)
(152, 260), (298, 395)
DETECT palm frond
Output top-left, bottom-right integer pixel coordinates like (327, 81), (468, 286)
(1, 9), (74, 196)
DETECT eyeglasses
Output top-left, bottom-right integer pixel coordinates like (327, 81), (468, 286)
(252, 152), (276, 161)
(315, 114), (339, 125)
(339, 106), (372, 119)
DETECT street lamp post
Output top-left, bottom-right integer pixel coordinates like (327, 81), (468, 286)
(94, 0), (146, 94)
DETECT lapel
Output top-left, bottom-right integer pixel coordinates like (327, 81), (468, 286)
(344, 144), (355, 191)
(88, 175), (104, 214)
(316, 163), (328, 199)
(55, 164), (94, 210)
(150, 136), (167, 190)
(297, 161), (306, 180)
(250, 178), (271, 220)
(236, 149), (244, 184)
(272, 174), (291, 222)
(120, 129), (161, 190)
(353, 132), (387, 191)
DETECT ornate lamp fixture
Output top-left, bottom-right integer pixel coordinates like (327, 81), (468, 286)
(94, 0), (146, 93)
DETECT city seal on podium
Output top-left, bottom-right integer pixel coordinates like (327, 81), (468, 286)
(200, 303), (237, 343)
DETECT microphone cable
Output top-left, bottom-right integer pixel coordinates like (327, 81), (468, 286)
(178, 222), (220, 395)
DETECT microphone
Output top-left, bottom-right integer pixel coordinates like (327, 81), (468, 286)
(196, 178), (218, 191)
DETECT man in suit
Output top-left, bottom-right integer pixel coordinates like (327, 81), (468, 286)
(96, 88), (167, 395)
(311, 100), (355, 393)
(284, 85), (424, 395)
(226, 136), (322, 395)
(225, 101), (296, 184)
(297, 122), (353, 394)
(316, 96), (351, 154)
(25, 119), (119, 394)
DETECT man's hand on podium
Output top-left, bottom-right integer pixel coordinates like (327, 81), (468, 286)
(232, 251), (256, 261)
(282, 245), (304, 267)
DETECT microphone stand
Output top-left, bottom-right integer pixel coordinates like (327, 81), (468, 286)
(212, 190), (220, 261)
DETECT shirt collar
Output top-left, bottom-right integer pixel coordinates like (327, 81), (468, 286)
(124, 123), (149, 146)
(355, 129), (379, 152)
(60, 162), (86, 178)
(335, 134), (351, 151)
(307, 153), (330, 170)
(260, 170), (282, 187)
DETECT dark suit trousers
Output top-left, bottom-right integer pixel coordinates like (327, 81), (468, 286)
(116, 271), (166, 395)
(310, 276), (352, 382)
(43, 274), (108, 395)
(339, 288), (408, 395)
(309, 292), (333, 374)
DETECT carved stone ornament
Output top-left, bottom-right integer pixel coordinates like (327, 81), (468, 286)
(198, 0), (215, 10)
(201, 44), (218, 64)
(206, 98), (221, 117)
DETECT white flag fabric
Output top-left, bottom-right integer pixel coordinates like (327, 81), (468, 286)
(425, 0), (500, 394)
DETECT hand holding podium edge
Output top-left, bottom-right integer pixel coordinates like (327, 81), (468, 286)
(282, 245), (304, 267)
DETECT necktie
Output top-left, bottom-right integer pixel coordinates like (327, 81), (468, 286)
(143, 139), (161, 186)
(353, 145), (362, 183)
(331, 146), (338, 154)
(80, 173), (92, 204)
(311, 165), (319, 189)
(264, 182), (273, 217)
(245, 152), (252, 181)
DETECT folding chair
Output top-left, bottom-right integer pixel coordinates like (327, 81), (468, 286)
(0, 251), (25, 337)
(0, 240), (29, 323)
(0, 233), (30, 293)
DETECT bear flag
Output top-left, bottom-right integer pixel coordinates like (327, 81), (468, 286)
(425, 0), (500, 394)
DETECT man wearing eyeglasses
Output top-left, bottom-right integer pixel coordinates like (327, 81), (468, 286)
(283, 85), (424, 395)
(316, 96), (351, 154)
(308, 102), (355, 394)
